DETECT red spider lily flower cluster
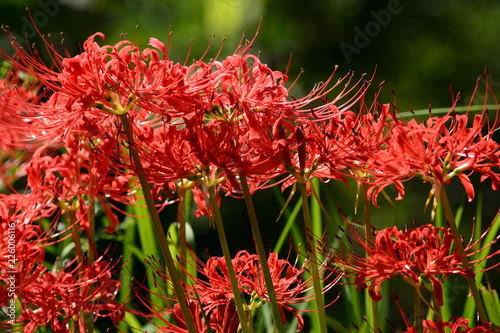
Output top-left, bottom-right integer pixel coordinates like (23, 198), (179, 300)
(403, 318), (499, 333)
(364, 90), (500, 212)
(164, 299), (239, 333)
(266, 100), (396, 194)
(0, 65), (48, 190)
(0, 24), (373, 209)
(0, 196), (124, 332)
(0, 24), (361, 332)
(327, 220), (500, 307)
(393, 292), (499, 333)
(25, 134), (136, 232)
(15, 257), (124, 332)
(139, 249), (340, 332)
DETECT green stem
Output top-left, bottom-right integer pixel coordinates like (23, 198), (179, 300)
(362, 183), (379, 332)
(299, 182), (328, 333)
(87, 199), (96, 268)
(119, 209), (136, 332)
(69, 210), (93, 333)
(177, 184), (188, 283)
(84, 200), (95, 333)
(240, 175), (286, 333)
(439, 187), (489, 324)
(430, 290), (443, 322)
(207, 185), (251, 333)
(413, 286), (422, 333)
(119, 114), (198, 333)
(69, 210), (85, 279)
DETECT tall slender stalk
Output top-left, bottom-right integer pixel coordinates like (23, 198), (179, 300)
(430, 290), (443, 322)
(299, 182), (328, 333)
(239, 175), (286, 333)
(69, 210), (93, 333)
(86, 199), (96, 269)
(439, 187), (489, 324)
(69, 211), (85, 279)
(84, 200), (96, 333)
(362, 183), (379, 331)
(176, 184), (188, 283)
(413, 286), (422, 333)
(119, 114), (198, 333)
(207, 185), (251, 333)
(434, 201), (451, 322)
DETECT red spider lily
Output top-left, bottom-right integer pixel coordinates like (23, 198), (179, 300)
(256, 115), (359, 193)
(0, 194), (124, 332)
(0, 26), (215, 142)
(1, 22), (370, 172)
(193, 249), (341, 330)
(0, 24), (373, 228)
(305, 102), (398, 189)
(248, 100), (393, 195)
(139, 248), (340, 332)
(368, 113), (500, 208)
(128, 113), (283, 200)
(114, 54), (371, 199)
(393, 293), (499, 333)
(135, 255), (240, 332)
(0, 64), (53, 189)
(0, 61), (48, 137)
(327, 219), (500, 306)
(207, 51), (370, 125)
(225, 250), (341, 330)
(0, 195), (49, 284)
(14, 257), (124, 333)
(25, 133), (136, 232)
(414, 319), (499, 333)
(0, 197), (50, 331)
(364, 75), (500, 211)
(161, 299), (239, 333)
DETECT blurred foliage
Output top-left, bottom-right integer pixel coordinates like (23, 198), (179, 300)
(1, 0), (499, 111)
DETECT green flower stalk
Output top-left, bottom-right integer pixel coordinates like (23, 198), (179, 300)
(207, 185), (252, 333)
(120, 114), (199, 333)
(439, 188), (488, 323)
(300, 182), (328, 333)
(362, 183), (380, 332)
(240, 175), (286, 333)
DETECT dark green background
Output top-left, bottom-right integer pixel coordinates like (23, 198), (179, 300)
(2, 0), (500, 111)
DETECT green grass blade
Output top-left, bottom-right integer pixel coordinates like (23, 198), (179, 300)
(311, 178), (323, 242)
(167, 221), (197, 286)
(272, 187), (303, 254)
(434, 201), (452, 321)
(132, 191), (166, 319)
(119, 217), (137, 333)
(480, 286), (500, 327)
(309, 179), (321, 333)
(462, 193), (500, 322)
(398, 104), (497, 118)
(343, 280), (362, 328)
(123, 311), (143, 332)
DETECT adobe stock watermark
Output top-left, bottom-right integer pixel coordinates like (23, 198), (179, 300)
(3, 221), (17, 325)
(21, 0), (70, 38)
(339, 0), (410, 64)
